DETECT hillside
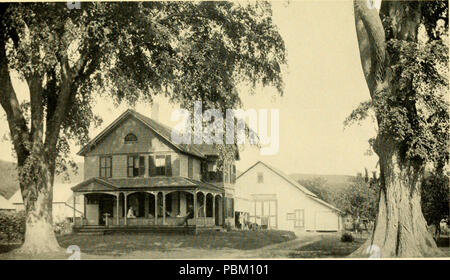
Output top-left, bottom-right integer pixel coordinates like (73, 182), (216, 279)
(0, 160), (83, 199)
(289, 173), (355, 192)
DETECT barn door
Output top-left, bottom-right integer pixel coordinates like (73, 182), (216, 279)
(250, 199), (277, 229)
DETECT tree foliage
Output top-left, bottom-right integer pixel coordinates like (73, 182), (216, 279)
(421, 169), (449, 227)
(347, 1), (448, 168)
(0, 2), (286, 252)
(338, 171), (379, 221)
(1, 1), (286, 169)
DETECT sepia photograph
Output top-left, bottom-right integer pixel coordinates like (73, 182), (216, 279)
(0, 0), (448, 263)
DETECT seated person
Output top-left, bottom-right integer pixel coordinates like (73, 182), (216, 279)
(127, 206), (136, 218)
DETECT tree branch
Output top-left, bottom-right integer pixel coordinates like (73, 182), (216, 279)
(0, 34), (30, 166)
(353, 0), (387, 96)
(44, 54), (72, 156)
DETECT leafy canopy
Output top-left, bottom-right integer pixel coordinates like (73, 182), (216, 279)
(1, 2), (286, 174)
(345, 1), (448, 168)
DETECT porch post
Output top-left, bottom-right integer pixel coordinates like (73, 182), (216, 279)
(162, 192), (166, 225)
(193, 191), (197, 226)
(212, 194), (215, 225)
(145, 193), (149, 218)
(154, 192), (158, 225)
(73, 194), (76, 226)
(124, 192), (128, 226)
(116, 193), (120, 226)
(83, 194), (86, 224)
(203, 192), (206, 227)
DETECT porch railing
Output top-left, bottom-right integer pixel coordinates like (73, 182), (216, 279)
(74, 216), (216, 227)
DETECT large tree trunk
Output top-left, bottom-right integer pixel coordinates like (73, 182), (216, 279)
(15, 153), (61, 255)
(351, 137), (442, 257)
(351, 1), (442, 257)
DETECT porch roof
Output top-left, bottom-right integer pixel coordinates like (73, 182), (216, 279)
(71, 176), (224, 193)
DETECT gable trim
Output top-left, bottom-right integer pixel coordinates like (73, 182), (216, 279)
(77, 109), (205, 159)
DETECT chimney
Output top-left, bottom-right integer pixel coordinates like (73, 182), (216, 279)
(151, 102), (159, 121)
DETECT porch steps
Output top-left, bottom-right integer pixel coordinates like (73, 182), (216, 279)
(72, 226), (106, 235)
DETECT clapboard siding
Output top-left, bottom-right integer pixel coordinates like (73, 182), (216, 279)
(236, 162), (341, 232)
(85, 115), (175, 156)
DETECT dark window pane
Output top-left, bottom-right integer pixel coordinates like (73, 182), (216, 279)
(124, 133), (137, 142)
(139, 156), (145, 176)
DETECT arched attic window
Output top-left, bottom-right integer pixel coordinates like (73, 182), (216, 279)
(124, 133), (137, 143)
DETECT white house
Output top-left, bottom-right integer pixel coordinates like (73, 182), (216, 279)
(9, 184), (84, 223)
(235, 161), (342, 232)
(0, 194), (15, 212)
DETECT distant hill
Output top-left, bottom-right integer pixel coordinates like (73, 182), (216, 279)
(0, 160), (83, 200)
(289, 173), (355, 192)
(0, 160), (20, 199)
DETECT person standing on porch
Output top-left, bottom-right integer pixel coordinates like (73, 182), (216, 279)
(181, 205), (194, 227)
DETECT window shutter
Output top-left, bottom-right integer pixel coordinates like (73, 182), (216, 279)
(165, 155), (172, 176)
(188, 158), (193, 178)
(149, 156), (156, 176)
(232, 165), (236, 183)
(139, 156), (145, 176)
(127, 156), (133, 177)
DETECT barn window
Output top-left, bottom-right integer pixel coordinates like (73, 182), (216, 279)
(124, 133), (137, 143)
(257, 172), (264, 183)
(294, 209), (305, 228)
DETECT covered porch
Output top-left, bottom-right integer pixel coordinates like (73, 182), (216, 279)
(71, 177), (225, 229)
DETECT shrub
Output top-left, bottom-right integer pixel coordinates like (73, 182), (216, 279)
(0, 211), (25, 243)
(340, 232), (354, 243)
(54, 220), (72, 235)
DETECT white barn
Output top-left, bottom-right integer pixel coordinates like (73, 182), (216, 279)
(235, 161), (342, 232)
(9, 184), (84, 223)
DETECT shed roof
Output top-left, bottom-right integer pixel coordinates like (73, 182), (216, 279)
(0, 194), (15, 209)
(9, 183), (75, 205)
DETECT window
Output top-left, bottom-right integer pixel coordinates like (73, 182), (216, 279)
(207, 162), (216, 172)
(99, 156), (112, 178)
(257, 172), (264, 183)
(127, 155), (145, 177)
(295, 209), (305, 228)
(207, 162), (217, 181)
(124, 133), (137, 143)
(188, 157), (193, 178)
(155, 155), (166, 176)
(149, 155), (172, 176)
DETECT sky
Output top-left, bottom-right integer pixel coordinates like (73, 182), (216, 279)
(0, 0), (379, 176)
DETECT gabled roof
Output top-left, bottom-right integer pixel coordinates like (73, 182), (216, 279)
(71, 177), (118, 192)
(0, 194), (14, 210)
(77, 109), (205, 158)
(237, 161), (342, 213)
(71, 176), (223, 193)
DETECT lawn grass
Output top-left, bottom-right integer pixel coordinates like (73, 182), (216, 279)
(1, 229), (296, 257)
(289, 233), (450, 258)
(288, 234), (366, 258)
